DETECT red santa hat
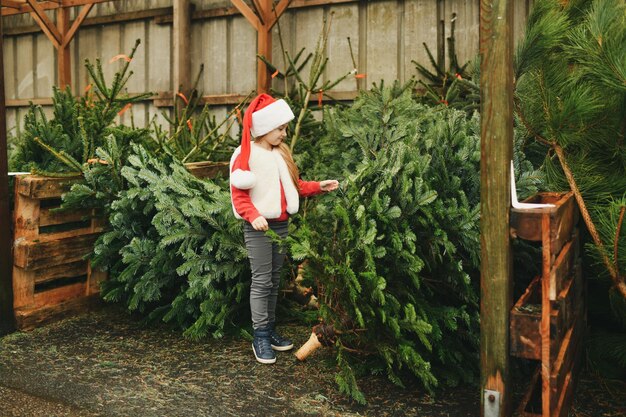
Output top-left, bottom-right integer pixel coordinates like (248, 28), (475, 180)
(230, 93), (295, 189)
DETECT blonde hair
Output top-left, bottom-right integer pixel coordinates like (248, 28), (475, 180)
(276, 143), (300, 192)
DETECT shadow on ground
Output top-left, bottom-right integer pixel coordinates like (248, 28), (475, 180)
(0, 304), (623, 417)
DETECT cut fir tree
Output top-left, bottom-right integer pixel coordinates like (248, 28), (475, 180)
(288, 82), (543, 403)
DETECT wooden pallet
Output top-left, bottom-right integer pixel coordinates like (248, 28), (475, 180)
(510, 192), (585, 417)
(12, 175), (107, 330)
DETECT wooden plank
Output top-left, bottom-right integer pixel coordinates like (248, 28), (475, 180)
(57, 6), (71, 89)
(510, 277), (542, 359)
(32, 260), (89, 284)
(550, 312), (583, 415)
(446, 0), (480, 67)
(203, 18), (228, 94)
(147, 9), (172, 92)
(229, 16), (256, 94)
(33, 281), (87, 308)
(99, 22), (122, 85)
(510, 276), (564, 361)
(39, 206), (91, 227)
(14, 293), (103, 330)
(366, 0), (398, 86)
(25, 0), (62, 46)
(4, 38), (16, 100)
(15, 35), (34, 98)
(230, 0), (261, 30)
(121, 20), (146, 94)
(62, 3), (94, 48)
(173, 0), (191, 97)
(35, 32), (54, 97)
(541, 213), (552, 416)
(293, 7), (324, 87)
(1, 0), (25, 9)
(325, 4), (359, 92)
(6, 97), (54, 106)
(86, 265), (106, 294)
(549, 231), (578, 300)
(12, 267), (35, 308)
(510, 192), (578, 257)
(16, 175), (81, 199)
(555, 261), (582, 340)
(13, 230), (102, 270)
(13, 192), (40, 239)
(404, 0), (438, 84)
(479, 0), (514, 414)
(2, 0), (110, 16)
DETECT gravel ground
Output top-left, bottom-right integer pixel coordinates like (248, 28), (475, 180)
(0, 304), (623, 417)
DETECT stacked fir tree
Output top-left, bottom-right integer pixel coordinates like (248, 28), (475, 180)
(288, 82), (541, 401)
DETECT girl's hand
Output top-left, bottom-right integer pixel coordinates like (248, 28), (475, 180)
(320, 180), (339, 192)
(251, 216), (269, 231)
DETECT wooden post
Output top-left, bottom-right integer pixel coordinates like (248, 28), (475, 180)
(57, 7), (71, 89)
(256, 0), (272, 94)
(0, 16), (15, 334)
(231, 0), (291, 94)
(173, 0), (191, 99)
(479, 0), (514, 416)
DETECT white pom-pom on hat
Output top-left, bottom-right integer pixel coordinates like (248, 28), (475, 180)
(230, 168), (257, 190)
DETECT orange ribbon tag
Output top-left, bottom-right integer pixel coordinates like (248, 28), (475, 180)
(177, 92), (189, 106)
(84, 84), (92, 93)
(355, 73), (366, 79)
(271, 69), (279, 78)
(186, 119), (193, 132)
(236, 108), (242, 125)
(318, 90), (323, 107)
(109, 54), (132, 64)
(118, 103), (132, 116)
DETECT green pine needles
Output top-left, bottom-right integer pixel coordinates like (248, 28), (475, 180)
(94, 144), (250, 338)
(9, 39), (152, 176)
(288, 82), (540, 402)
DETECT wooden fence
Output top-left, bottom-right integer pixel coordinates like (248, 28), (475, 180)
(3, 0), (535, 136)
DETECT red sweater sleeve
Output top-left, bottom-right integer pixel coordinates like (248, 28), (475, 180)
(231, 185), (260, 223)
(298, 179), (323, 197)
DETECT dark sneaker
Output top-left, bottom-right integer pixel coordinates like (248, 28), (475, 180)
(252, 327), (276, 364)
(269, 322), (294, 351)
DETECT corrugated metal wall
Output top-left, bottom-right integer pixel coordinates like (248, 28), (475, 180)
(3, 0), (534, 136)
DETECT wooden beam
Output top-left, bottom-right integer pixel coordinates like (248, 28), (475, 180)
(61, 3), (94, 48)
(230, 0), (260, 30)
(0, 14), (16, 334)
(26, 0), (62, 47)
(5, 7), (173, 35)
(2, 0), (109, 16)
(57, 6), (71, 88)
(479, 0), (514, 417)
(1, 0), (24, 9)
(268, 0), (292, 28)
(250, 0), (265, 25)
(173, 0), (191, 98)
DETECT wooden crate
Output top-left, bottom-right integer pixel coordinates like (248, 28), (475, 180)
(184, 161), (229, 179)
(510, 262), (582, 361)
(510, 192), (584, 417)
(12, 175), (107, 330)
(510, 192), (579, 260)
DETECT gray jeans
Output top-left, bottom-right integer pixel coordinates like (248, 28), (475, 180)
(243, 221), (289, 330)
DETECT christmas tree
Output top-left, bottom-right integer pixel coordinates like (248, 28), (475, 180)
(515, 0), (626, 377)
(288, 82), (541, 402)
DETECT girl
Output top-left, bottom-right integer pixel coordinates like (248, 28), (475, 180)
(230, 93), (338, 364)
